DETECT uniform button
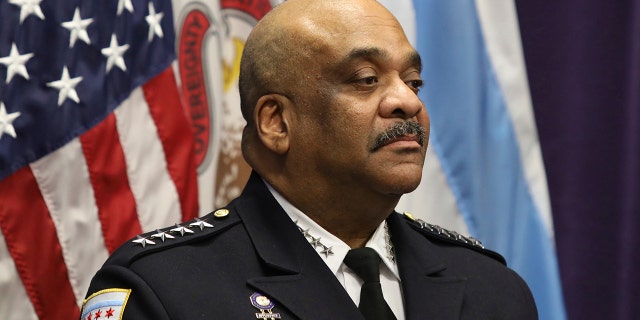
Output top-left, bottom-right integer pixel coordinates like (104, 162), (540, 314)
(213, 209), (229, 218)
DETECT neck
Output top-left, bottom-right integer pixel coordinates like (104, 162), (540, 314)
(266, 175), (400, 248)
(304, 206), (392, 248)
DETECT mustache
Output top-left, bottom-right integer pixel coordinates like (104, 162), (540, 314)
(372, 120), (426, 151)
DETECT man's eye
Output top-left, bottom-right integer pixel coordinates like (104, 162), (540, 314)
(408, 79), (423, 89)
(358, 76), (378, 85)
(407, 79), (423, 92)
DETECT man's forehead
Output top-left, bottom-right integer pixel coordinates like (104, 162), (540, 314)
(335, 47), (423, 72)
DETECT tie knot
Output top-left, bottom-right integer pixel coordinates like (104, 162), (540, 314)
(344, 247), (382, 283)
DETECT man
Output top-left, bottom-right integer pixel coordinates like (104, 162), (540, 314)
(81, 0), (538, 319)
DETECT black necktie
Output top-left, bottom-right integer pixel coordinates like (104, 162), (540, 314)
(343, 247), (397, 320)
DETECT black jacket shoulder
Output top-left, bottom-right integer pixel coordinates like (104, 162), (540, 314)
(401, 212), (506, 265)
(105, 208), (241, 267)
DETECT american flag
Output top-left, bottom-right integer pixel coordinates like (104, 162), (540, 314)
(0, 0), (199, 318)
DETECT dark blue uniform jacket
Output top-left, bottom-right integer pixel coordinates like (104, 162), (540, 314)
(82, 171), (538, 319)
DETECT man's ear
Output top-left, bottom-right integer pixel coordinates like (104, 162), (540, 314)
(253, 94), (291, 155)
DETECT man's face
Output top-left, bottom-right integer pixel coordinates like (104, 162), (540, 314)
(286, 3), (430, 197)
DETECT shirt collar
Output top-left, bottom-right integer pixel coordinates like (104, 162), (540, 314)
(264, 180), (400, 280)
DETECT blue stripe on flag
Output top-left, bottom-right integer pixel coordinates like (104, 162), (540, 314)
(412, 1), (566, 319)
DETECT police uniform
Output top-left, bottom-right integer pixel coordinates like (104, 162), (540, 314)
(81, 172), (538, 319)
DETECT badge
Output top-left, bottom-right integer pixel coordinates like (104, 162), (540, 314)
(81, 288), (131, 320)
(250, 292), (281, 319)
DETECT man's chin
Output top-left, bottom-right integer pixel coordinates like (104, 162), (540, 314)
(381, 177), (422, 197)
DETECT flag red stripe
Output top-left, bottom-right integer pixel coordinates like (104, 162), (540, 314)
(0, 167), (79, 319)
(80, 113), (143, 252)
(143, 67), (199, 221)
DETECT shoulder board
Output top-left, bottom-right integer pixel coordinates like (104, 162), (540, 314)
(402, 212), (506, 265)
(109, 208), (240, 265)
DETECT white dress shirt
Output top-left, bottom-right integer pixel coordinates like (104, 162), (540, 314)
(265, 182), (406, 319)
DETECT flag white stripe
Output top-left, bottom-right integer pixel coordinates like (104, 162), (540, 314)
(398, 144), (471, 234)
(474, 0), (554, 236)
(379, 0), (417, 46)
(30, 139), (109, 306)
(381, 0), (470, 234)
(0, 231), (38, 320)
(115, 88), (182, 231)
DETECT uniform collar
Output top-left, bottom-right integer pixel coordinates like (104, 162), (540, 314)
(264, 180), (400, 280)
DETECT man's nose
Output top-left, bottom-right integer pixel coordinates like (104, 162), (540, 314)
(379, 78), (425, 119)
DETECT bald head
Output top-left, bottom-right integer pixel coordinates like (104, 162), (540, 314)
(238, 0), (406, 124)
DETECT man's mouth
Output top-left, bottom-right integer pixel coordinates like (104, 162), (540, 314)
(371, 121), (426, 151)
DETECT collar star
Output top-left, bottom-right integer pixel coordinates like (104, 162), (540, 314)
(310, 236), (322, 247)
(9, 0), (45, 23)
(319, 245), (334, 258)
(0, 102), (21, 140)
(384, 223), (395, 263)
(296, 222), (335, 259)
(146, 2), (164, 42)
(0, 43), (34, 83)
(101, 34), (129, 73)
(47, 66), (83, 106)
(298, 227), (311, 238)
(61, 7), (93, 48)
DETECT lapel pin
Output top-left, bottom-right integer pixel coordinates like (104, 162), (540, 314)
(250, 292), (281, 319)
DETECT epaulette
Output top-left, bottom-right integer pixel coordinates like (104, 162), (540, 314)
(111, 208), (240, 264)
(402, 212), (506, 264)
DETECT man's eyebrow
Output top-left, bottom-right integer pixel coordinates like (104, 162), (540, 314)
(335, 47), (422, 72)
(407, 50), (422, 73)
(335, 47), (387, 71)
